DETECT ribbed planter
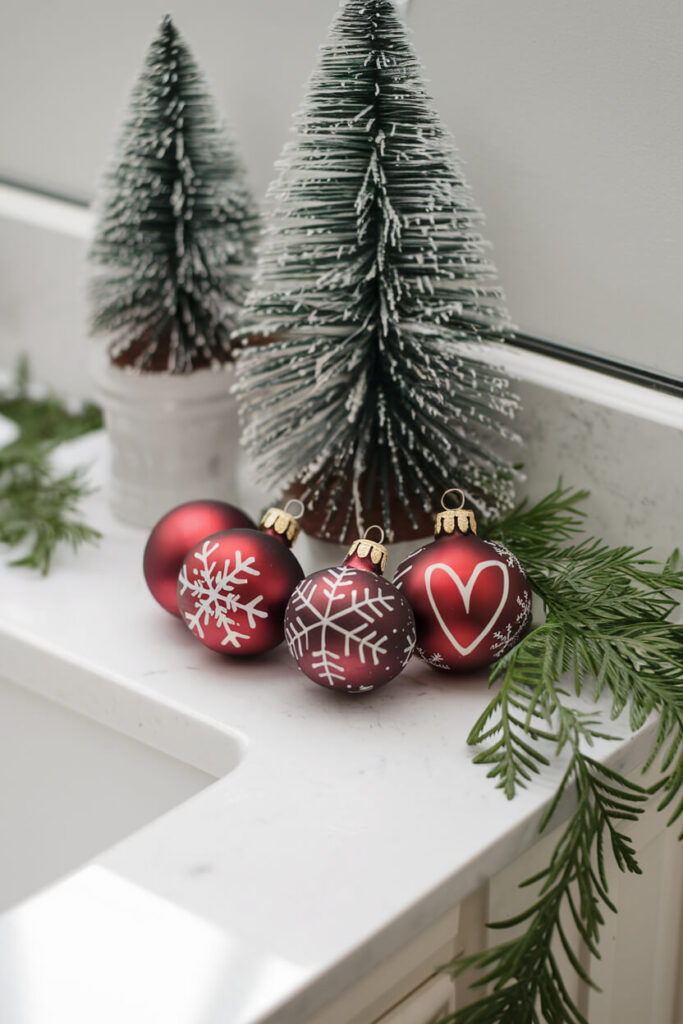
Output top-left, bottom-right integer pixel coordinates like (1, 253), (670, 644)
(92, 351), (240, 528)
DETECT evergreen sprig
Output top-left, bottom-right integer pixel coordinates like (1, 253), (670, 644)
(0, 363), (102, 574)
(440, 485), (683, 1022)
(447, 751), (646, 1024)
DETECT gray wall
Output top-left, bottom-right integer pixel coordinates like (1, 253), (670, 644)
(0, 0), (681, 379)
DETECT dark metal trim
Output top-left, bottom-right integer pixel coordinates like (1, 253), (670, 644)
(510, 333), (683, 399)
(1, 177), (681, 398)
(0, 175), (89, 209)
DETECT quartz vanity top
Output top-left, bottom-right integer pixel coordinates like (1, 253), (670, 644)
(0, 433), (658, 1024)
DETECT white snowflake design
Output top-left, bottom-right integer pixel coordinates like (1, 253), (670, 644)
(178, 539), (267, 648)
(487, 540), (525, 574)
(479, 540), (531, 658)
(417, 647), (450, 671)
(490, 592), (532, 657)
(286, 566), (413, 687)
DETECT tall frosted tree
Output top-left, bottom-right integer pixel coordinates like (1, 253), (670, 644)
(89, 15), (258, 373)
(235, 0), (520, 543)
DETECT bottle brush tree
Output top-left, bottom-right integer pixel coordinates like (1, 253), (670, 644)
(234, 0), (520, 543)
(89, 15), (258, 373)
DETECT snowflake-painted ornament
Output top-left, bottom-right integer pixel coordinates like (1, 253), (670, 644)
(144, 500), (255, 616)
(394, 489), (531, 674)
(177, 502), (304, 655)
(285, 527), (416, 693)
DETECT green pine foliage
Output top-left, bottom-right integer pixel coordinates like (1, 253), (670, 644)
(89, 15), (258, 373)
(0, 360), (102, 574)
(439, 486), (683, 1022)
(235, 0), (519, 543)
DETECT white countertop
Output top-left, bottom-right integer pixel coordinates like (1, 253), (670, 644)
(0, 433), (657, 1024)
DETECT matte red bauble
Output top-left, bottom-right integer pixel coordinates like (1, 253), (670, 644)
(144, 500), (255, 616)
(285, 528), (416, 693)
(394, 491), (531, 674)
(177, 505), (304, 656)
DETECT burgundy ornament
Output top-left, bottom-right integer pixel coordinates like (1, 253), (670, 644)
(177, 503), (304, 656)
(394, 490), (531, 674)
(144, 500), (255, 616)
(285, 527), (416, 693)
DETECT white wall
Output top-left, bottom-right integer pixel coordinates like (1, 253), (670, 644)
(0, 0), (681, 380)
(0, 0), (338, 201)
(411, 0), (682, 379)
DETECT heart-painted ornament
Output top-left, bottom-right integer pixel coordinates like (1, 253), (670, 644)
(393, 489), (531, 673)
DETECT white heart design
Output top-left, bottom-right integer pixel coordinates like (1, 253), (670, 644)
(424, 561), (510, 657)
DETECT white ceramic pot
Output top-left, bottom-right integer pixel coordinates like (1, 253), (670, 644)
(92, 350), (241, 528)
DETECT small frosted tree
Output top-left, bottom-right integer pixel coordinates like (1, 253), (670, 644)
(89, 15), (258, 373)
(235, 0), (520, 542)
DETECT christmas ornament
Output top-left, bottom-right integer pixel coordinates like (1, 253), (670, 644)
(177, 501), (304, 655)
(285, 526), (416, 693)
(394, 489), (531, 673)
(144, 500), (255, 616)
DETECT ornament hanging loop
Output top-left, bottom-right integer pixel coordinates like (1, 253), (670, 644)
(260, 500), (304, 545)
(441, 488), (466, 512)
(435, 489), (477, 538)
(363, 525), (385, 545)
(284, 498), (305, 520)
(345, 523), (389, 574)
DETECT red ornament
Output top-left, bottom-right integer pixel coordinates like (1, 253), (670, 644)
(285, 527), (416, 693)
(394, 490), (531, 674)
(144, 500), (255, 616)
(177, 504), (304, 656)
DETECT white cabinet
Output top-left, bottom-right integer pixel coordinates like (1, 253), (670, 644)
(579, 794), (683, 1023)
(487, 765), (683, 1024)
(306, 766), (683, 1024)
(375, 975), (455, 1024)
(302, 905), (460, 1024)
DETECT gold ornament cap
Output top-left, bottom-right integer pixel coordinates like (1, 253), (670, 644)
(345, 525), (388, 575)
(434, 488), (478, 537)
(260, 499), (304, 546)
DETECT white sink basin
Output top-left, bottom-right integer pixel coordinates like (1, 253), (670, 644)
(0, 676), (230, 912)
